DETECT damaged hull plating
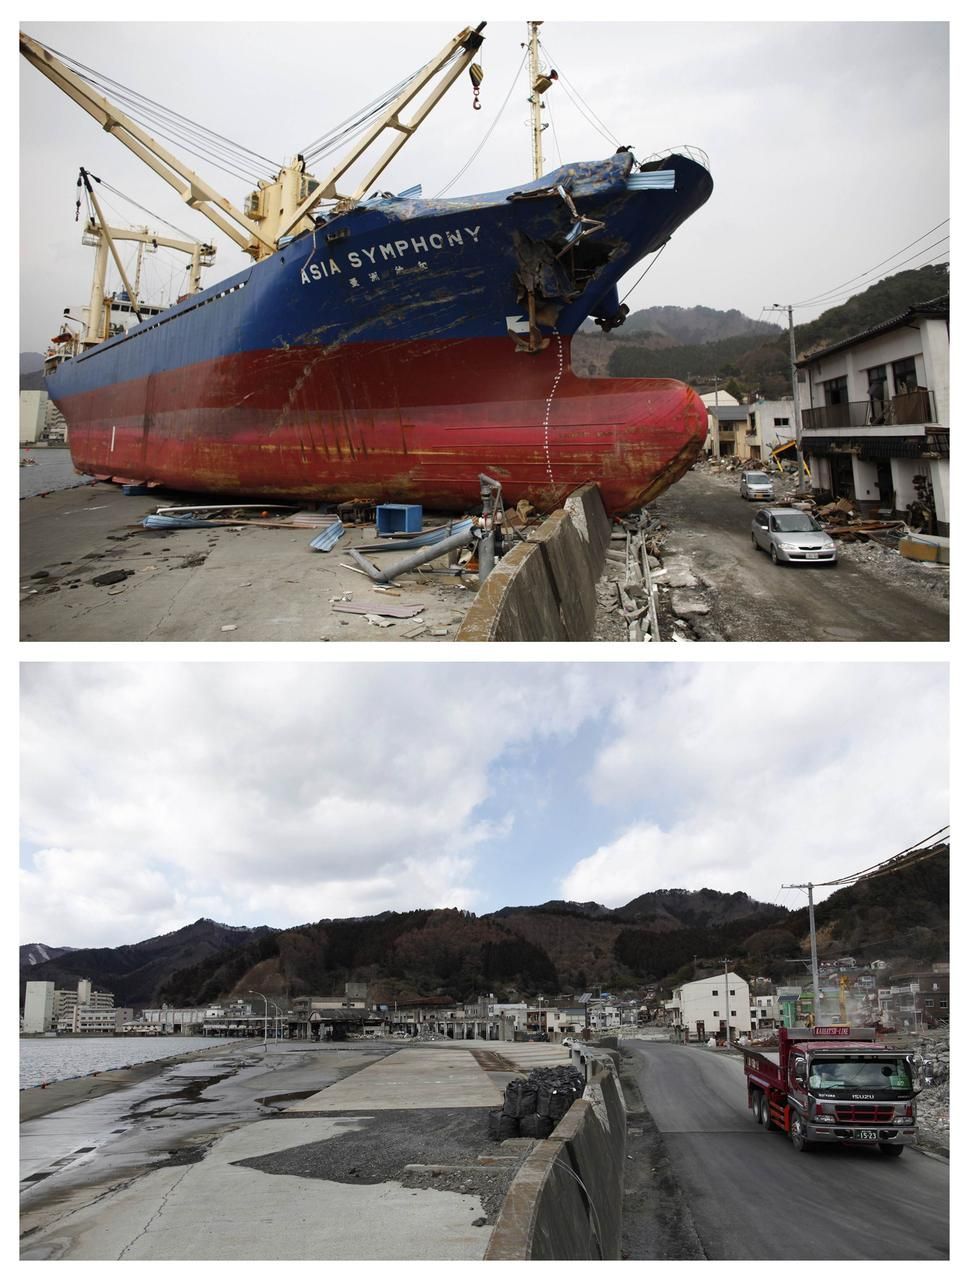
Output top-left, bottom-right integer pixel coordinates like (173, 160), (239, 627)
(48, 152), (713, 515)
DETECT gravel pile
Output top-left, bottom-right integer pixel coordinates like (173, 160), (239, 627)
(835, 538), (949, 600)
(234, 1106), (524, 1223)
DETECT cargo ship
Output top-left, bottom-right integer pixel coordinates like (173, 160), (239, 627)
(23, 23), (713, 515)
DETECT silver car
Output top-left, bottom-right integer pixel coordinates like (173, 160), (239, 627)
(751, 507), (837, 566)
(740, 470), (774, 500)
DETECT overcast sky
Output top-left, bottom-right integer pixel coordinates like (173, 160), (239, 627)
(19, 12), (949, 353)
(20, 662), (948, 949)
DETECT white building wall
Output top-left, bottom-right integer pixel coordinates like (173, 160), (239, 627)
(674, 974), (752, 1037)
(890, 459), (921, 510)
(749, 400), (796, 454)
(23, 981), (56, 1033)
(920, 318), (949, 425)
(928, 459), (950, 529)
(851, 458), (880, 504)
(20, 391), (47, 443)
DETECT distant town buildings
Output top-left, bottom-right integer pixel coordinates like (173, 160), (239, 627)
(22, 978), (118, 1034)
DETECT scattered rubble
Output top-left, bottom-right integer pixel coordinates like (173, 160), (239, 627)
(679, 459), (949, 602)
(909, 1031), (949, 1155)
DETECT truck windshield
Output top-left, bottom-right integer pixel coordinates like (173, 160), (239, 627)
(808, 1057), (912, 1090)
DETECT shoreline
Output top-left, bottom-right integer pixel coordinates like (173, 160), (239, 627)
(20, 1040), (251, 1123)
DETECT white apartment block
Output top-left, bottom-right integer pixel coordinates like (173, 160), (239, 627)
(666, 973), (752, 1040)
(22, 981), (56, 1033)
(68, 1006), (125, 1034)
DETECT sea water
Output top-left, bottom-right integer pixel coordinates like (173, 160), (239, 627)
(20, 448), (90, 499)
(20, 1036), (232, 1089)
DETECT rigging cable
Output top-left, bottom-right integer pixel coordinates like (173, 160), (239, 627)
(44, 42), (280, 178)
(539, 42), (619, 147)
(95, 180), (203, 245)
(618, 241), (668, 307)
(299, 68), (423, 162)
(435, 46), (529, 197)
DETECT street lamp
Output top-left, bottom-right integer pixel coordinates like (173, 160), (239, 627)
(248, 990), (268, 1048)
(269, 1000), (284, 1046)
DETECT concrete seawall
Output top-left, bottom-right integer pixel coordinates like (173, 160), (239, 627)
(485, 1048), (626, 1260)
(456, 484), (611, 642)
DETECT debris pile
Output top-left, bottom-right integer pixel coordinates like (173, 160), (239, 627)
(488, 1064), (585, 1141)
(596, 511), (665, 642)
(912, 1033), (949, 1155)
(810, 497), (907, 543)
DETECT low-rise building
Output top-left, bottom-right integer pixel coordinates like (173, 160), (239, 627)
(797, 297), (949, 533)
(879, 969), (949, 1029)
(666, 973), (751, 1040)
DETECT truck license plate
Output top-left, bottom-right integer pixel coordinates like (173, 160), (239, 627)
(857, 1130), (878, 1141)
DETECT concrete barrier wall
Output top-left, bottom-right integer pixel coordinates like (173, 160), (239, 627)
(485, 1052), (626, 1261)
(456, 484), (611, 642)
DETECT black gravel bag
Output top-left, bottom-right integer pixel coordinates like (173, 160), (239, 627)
(497, 1113), (521, 1140)
(519, 1113), (554, 1139)
(502, 1079), (538, 1118)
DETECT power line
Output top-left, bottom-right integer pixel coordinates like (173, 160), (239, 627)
(814, 826), (949, 889)
(790, 220), (950, 309)
(788, 248), (950, 315)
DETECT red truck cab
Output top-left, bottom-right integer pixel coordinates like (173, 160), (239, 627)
(743, 1026), (919, 1157)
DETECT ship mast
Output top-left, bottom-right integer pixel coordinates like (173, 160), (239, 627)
(527, 20), (557, 181)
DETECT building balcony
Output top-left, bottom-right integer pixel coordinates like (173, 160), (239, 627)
(802, 389), (937, 432)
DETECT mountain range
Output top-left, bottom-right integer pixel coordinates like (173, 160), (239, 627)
(572, 264), (949, 399)
(20, 846), (948, 1009)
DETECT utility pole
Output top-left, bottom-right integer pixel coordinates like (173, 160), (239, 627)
(782, 882), (821, 1024)
(723, 957), (731, 1048)
(768, 304), (806, 491)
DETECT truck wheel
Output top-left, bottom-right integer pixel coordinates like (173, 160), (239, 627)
(790, 1114), (813, 1152)
(761, 1098), (774, 1131)
(878, 1143), (904, 1158)
(750, 1092), (762, 1123)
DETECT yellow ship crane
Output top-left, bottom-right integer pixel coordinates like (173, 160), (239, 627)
(76, 168), (216, 348)
(20, 24), (486, 262)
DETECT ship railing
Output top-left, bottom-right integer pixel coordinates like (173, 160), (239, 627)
(637, 144), (711, 171)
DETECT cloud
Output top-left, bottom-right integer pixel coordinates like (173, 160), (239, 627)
(19, 663), (605, 945)
(563, 664), (948, 908)
(21, 663), (948, 949)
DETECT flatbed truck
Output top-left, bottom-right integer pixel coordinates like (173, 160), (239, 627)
(743, 1025), (919, 1157)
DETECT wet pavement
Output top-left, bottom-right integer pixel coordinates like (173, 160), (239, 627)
(20, 1039), (570, 1260)
(20, 1043), (390, 1228)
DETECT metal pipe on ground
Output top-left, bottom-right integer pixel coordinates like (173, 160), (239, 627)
(348, 526), (474, 584)
(478, 472), (502, 583)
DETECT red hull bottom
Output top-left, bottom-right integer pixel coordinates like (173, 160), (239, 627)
(56, 337), (706, 515)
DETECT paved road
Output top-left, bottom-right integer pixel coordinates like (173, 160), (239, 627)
(651, 470), (948, 641)
(623, 1041), (948, 1260)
